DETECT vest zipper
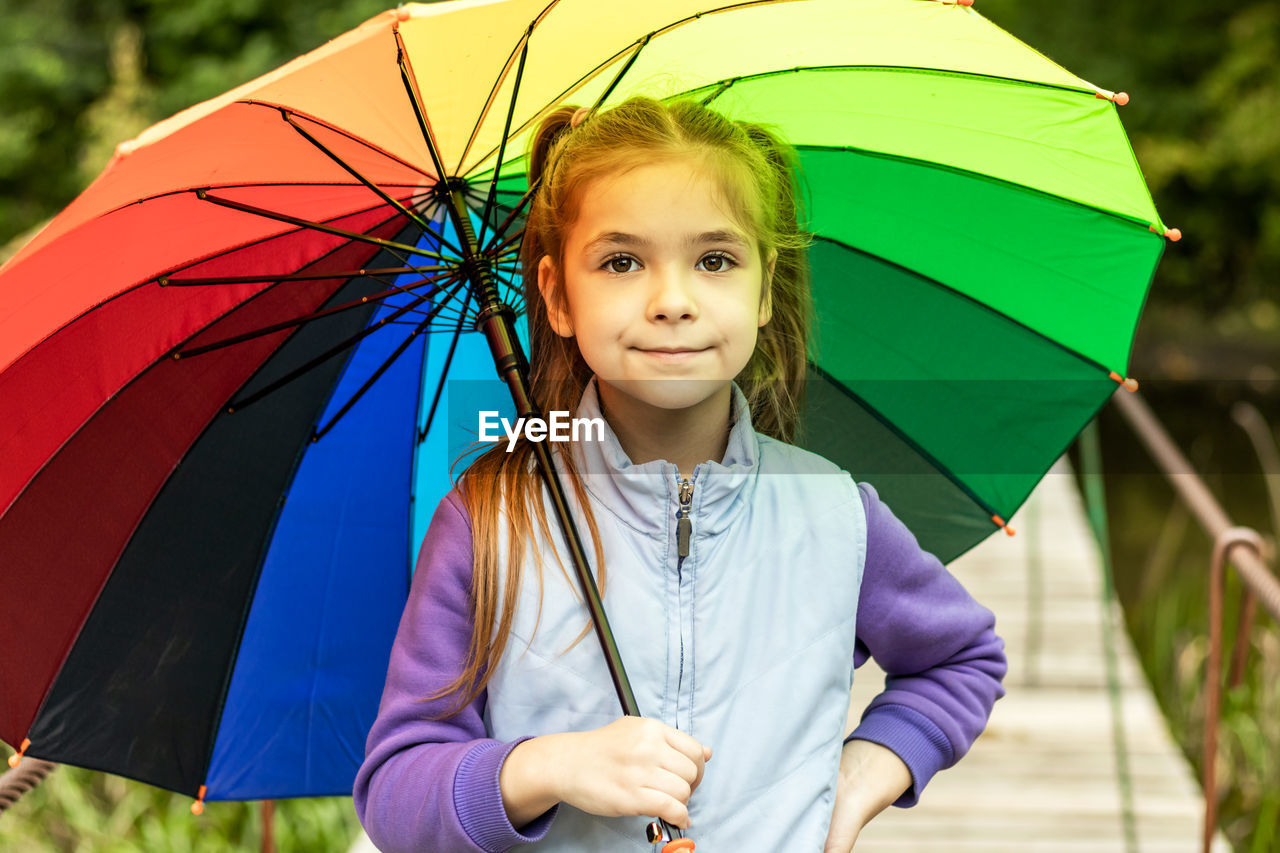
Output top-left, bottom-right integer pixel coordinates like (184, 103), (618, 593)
(674, 474), (694, 731)
(677, 477), (694, 559)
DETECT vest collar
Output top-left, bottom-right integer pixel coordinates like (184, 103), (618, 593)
(565, 376), (759, 538)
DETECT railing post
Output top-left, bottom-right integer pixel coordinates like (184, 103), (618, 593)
(1203, 528), (1265, 853)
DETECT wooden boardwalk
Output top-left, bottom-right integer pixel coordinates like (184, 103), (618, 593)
(849, 457), (1230, 852)
(350, 457), (1228, 852)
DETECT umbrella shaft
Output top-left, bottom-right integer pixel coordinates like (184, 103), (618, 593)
(444, 189), (641, 718)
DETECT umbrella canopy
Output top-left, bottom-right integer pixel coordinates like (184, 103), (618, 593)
(0, 0), (1172, 805)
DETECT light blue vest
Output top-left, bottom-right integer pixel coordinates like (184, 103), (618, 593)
(484, 379), (866, 851)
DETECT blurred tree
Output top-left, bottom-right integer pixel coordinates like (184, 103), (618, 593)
(0, 0), (396, 250)
(981, 0), (1280, 318)
(0, 0), (113, 248)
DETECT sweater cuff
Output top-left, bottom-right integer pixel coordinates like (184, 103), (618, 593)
(454, 738), (559, 850)
(845, 704), (952, 808)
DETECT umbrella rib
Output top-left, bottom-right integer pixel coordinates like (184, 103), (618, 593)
(807, 360), (1007, 524)
(195, 190), (444, 265)
(477, 23), (534, 250)
(698, 78), (739, 107)
(312, 277), (470, 442)
(484, 185), (537, 258)
(417, 293), (475, 444)
(241, 99), (435, 179)
(175, 272), (456, 359)
(455, 26), (532, 178)
(281, 110), (466, 258)
(460, 36), (647, 180)
(395, 23), (492, 291)
(159, 265), (449, 287)
(224, 272), (464, 414)
(489, 231), (526, 258)
(811, 234), (1120, 378)
(453, 0), (561, 173)
(395, 27), (454, 201)
(590, 34), (651, 114)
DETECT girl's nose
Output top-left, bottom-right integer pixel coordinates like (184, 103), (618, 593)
(647, 266), (699, 322)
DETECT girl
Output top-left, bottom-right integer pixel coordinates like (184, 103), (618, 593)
(354, 97), (1006, 852)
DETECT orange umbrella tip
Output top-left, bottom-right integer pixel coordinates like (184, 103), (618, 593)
(1148, 224), (1182, 242)
(9, 738), (31, 767)
(191, 785), (207, 815)
(396, 6), (411, 21)
(1095, 90), (1129, 106)
(1107, 371), (1139, 392)
(114, 139), (139, 158)
(991, 515), (1015, 535)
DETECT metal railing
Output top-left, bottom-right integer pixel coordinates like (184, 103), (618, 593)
(1110, 389), (1280, 853)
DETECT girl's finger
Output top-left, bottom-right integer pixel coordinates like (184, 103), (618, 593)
(644, 766), (694, 806)
(637, 786), (692, 830)
(656, 747), (700, 786)
(662, 726), (710, 767)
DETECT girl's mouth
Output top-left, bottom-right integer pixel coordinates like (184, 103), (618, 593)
(635, 347), (710, 361)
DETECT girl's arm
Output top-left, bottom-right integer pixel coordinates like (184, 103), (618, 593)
(843, 481), (1008, 807)
(353, 492), (558, 853)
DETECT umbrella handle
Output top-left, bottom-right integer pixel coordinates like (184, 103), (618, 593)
(648, 821), (697, 850)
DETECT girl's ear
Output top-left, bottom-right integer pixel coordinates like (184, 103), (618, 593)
(538, 255), (574, 337)
(758, 249), (777, 328)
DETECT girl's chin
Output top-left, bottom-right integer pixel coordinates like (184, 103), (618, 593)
(596, 377), (732, 413)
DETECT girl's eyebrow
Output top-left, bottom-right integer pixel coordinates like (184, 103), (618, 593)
(583, 230), (749, 253)
(690, 229), (749, 249)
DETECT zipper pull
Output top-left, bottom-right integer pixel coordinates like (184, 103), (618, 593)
(677, 478), (694, 558)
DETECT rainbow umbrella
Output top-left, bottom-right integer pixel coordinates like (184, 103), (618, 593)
(0, 0), (1173, 823)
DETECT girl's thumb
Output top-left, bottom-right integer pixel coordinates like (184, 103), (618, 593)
(704, 746), (713, 762)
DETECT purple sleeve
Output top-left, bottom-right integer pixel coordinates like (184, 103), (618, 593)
(845, 481), (1008, 807)
(353, 491), (559, 852)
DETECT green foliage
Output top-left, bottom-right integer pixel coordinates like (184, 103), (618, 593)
(0, 0), (112, 246)
(0, 763), (361, 852)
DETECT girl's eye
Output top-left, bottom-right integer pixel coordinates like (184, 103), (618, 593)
(603, 255), (638, 274)
(698, 253), (736, 273)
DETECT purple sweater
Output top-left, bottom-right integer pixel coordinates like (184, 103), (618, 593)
(354, 483), (1006, 852)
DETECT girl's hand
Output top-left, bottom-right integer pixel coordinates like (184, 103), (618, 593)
(823, 739), (912, 852)
(554, 716), (712, 829)
(500, 717), (711, 830)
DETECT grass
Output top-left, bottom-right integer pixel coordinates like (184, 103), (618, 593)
(0, 764), (362, 852)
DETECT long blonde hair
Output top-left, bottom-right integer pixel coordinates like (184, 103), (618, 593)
(420, 96), (812, 717)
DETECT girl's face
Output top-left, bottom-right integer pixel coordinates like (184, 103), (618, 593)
(538, 157), (774, 415)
